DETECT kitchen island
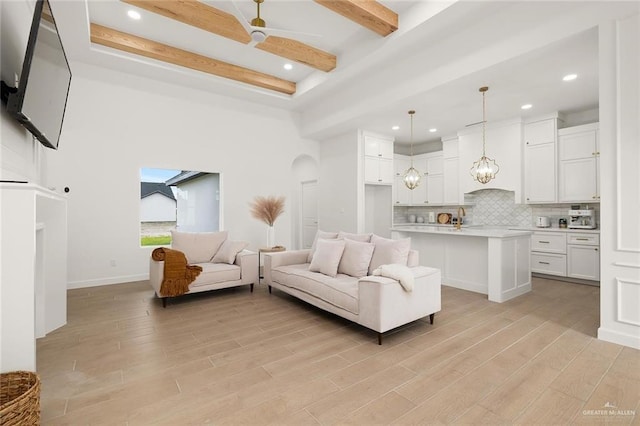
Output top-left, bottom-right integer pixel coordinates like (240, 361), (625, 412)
(391, 225), (533, 303)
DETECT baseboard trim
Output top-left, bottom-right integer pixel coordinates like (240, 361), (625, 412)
(598, 327), (640, 350)
(68, 274), (149, 289)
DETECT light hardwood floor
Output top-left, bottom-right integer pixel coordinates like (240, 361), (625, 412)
(38, 278), (639, 425)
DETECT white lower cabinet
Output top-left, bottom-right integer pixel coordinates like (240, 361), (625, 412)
(530, 230), (600, 282)
(531, 252), (567, 276)
(567, 233), (600, 281)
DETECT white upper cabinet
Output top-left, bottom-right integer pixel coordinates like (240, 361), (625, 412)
(363, 134), (394, 185)
(393, 155), (411, 205)
(558, 123), (599, 202)
(523, 116), (560, 204)
(442, 137), (461, 205)
(364, 135), (394, 159)
(524, 119), (556, 145)
(424, 152), (444, 204)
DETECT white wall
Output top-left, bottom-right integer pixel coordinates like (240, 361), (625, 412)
(318, 131), (359, 233)
(140, 194), (175, 222)
(598, 14), (640, 349)
(42, 62), (318, 288)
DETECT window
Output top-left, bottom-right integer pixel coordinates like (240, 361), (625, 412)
(140, 168), (220, 246)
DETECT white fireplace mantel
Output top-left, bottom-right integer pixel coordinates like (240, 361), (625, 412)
(1, 182), (68, 372)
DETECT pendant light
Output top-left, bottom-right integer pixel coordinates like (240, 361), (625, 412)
(403, 110), (421, 190)
(470, 86), (500, 184)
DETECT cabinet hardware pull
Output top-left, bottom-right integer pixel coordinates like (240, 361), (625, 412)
(378, 179), (382, 182)
(396, 201), (400, 204)
(539, 241), (550, 243)
(539, 261), (550, 265)
(595, 248), (599, 251)
(576, 238), (589, 241)
(378, 154), (382, 157)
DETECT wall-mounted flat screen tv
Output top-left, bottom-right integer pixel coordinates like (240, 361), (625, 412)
(5, 0), (72, 150)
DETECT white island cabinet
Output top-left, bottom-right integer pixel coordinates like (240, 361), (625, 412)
(391, 226), (532, 303)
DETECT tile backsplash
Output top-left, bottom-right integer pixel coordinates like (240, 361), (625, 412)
(393, 189), (600, 228)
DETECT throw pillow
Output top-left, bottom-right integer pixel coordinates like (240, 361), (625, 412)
(368, 235), (411, 275)
(308, 239), (346, 277)
(211, 240), (248, 264)
(171, 230), (228, 264)
(337, 239), (375, 278)
(337, 231), (373, 243)
(307, 230), (339, 263)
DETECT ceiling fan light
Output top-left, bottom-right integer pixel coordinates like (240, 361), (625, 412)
(251, 30), (267, 43)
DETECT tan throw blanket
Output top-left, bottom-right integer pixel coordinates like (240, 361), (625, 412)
(152, 248), (203, 297)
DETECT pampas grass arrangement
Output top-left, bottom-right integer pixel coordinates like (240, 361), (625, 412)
(249, 195), (285, 226)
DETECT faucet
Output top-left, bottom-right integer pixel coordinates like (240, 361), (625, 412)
(456, 207), (466, 230)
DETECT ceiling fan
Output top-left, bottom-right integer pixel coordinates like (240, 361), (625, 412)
(231, 0), (321, 44)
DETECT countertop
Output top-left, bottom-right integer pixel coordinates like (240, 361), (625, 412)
(391, 225), (533, 238)
(510, 226), (600, 234)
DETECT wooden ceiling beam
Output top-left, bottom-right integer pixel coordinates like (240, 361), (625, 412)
(123, 0), (336, 72)
(314, 0), (398, 37)
(90, 23), (296, 95)
(257, 36), (336, 72)
(122, 0), (251, 44)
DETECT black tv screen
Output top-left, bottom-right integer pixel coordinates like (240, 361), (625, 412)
(6, 0), (72, 150)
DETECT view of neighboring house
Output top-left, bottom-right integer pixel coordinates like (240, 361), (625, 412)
(140, 182), (176, 223)
(165, 171), (220, 233)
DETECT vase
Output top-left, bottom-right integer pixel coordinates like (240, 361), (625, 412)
(266, 226), (275, 248)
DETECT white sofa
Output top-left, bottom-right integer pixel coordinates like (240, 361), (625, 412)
(149, 230), (258, 307)
(263, 232), (441, 344)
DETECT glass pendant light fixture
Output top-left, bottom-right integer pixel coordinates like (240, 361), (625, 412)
(470, 86), (500, 184)
(403, 110), (421, 190)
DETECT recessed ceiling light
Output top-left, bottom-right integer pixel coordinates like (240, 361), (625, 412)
(521, 104), (533, 110)
(563, 73), (577, 81)
(127, 10), (141, 20)
(283, 63), (293, 71)
(429, 128), (437, 133)
(392, 125), (400, 130)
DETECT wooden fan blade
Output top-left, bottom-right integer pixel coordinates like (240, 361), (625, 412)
(257, 36), (336, 72)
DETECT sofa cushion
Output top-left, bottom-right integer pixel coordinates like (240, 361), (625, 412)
(272, 264), (359, 314)
(307, 230), (339, 262)
(337, 231), (373, 243)
(309, 239), (346, 277)
(190, 262), (241, 288)
(212, 240), (248, 264)
(368, 235), (411, 275)
(171, 230), (228, 264)
(338, 239), (375, 278)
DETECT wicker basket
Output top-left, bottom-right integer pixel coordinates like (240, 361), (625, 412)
(0, 371), (40, 425)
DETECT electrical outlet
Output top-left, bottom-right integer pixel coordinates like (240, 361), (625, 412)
(110, 259), (116, 267)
